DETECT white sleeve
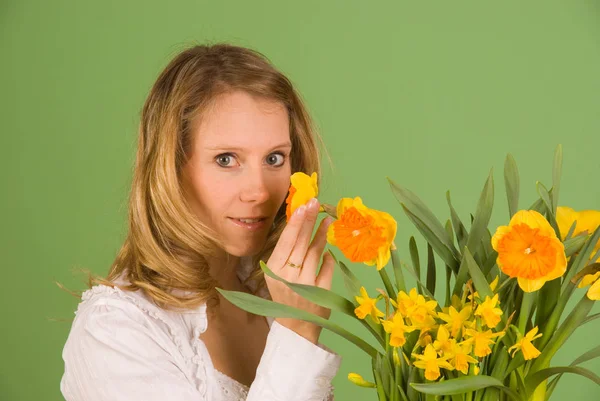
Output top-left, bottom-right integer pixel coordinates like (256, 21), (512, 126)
(60, 302), (204, 401)
(247, 321), (342, 401)
(61, 300), (342, 401)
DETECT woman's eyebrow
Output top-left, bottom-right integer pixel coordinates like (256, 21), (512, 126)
(205, 142), (292, 152)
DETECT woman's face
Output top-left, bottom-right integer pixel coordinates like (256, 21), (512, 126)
(184, 91), (292, 257)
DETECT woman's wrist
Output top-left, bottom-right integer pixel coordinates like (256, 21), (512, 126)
(275, 318), (321, 345)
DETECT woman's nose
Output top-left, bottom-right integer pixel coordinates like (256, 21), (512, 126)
(239, 170), (270, 203)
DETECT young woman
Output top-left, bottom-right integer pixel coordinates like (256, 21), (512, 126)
(60, 43), (341, 401)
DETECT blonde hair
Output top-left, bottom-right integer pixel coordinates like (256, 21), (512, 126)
(89, 43), (325, 310)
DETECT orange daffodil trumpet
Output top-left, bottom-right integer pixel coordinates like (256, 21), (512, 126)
(285, 172), (319, 221)
(327, 197), (397, 270)
(491, 210), (567, 292)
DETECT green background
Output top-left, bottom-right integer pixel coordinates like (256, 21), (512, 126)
(1, 1), (599, 400)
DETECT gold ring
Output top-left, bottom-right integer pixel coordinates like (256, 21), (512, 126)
(286, 261), (302, 269)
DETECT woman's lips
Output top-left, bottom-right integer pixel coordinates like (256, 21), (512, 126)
(228, 217), (268, 231)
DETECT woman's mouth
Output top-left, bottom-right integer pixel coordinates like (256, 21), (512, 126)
(228, 217), (268, 231)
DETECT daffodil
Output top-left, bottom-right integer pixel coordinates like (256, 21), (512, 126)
(394, 288), (438, 330)
(578, 271), (600, 301)
(327, 197), (397, 270)
(381, 312), (415, 347)
(474, 294), (503, 329)
(354, 286), (385, 322)
(438, 304), (472, 338)
(412, 344), (454, 381)
(347, 373), (376, 388)
(508, 326), (543, 360)
(447, 340), (478, 375)
(557, 206), (600, 262)
(433, 325), (454, 354)
(465, 328), (504, 358)
(491, 210), (567, 292)
(285, 172), (318, 221)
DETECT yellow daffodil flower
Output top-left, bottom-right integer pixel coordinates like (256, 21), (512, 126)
(465, 328), (504, 357)
(448, 340), (478, 375)
(578, 271), (600, 301)
(433, 325), (454, 354)
(412, 344), (454, 381)
(438, 304), (473, 338)
(491, 210), (567, 292)
(381, 312), (415, 347)
(557, 206), (600, 262)
(508, 326), (543, 360)
(347, 373), (376, 388)
(354, 286), (385, 322)
(474, 294), (503, 329)
(418, 331), (434, 348)
(327, 197), (397, 270)
(394, 288), (438, 330)
(285, 172), (318, 221)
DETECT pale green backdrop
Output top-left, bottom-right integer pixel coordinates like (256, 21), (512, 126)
(1, 1), (599, 400)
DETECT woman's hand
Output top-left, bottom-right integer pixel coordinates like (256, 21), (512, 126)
(264, 197), (335, 344)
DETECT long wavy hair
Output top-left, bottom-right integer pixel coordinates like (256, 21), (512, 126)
(88, 43), (325, 310)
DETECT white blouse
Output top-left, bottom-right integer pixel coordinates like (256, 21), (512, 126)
(60, 259), (342, 401)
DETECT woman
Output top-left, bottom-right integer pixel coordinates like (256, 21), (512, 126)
(60, 43), (341, 401)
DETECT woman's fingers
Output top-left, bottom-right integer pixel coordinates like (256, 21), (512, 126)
(267, 204), (307, 273)
(315, 252), (335, 290)
(285, 198), (320, 275)
(300, 215), (333, 282)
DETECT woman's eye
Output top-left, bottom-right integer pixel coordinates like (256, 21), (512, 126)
(266, 153), (285, 167)
(215, 154), (236, 167)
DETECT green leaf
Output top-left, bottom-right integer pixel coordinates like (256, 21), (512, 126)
(504, 153), (520, 218)
(533, 295), (595, 371)
(524, 366), (600, 396)
(373, 357), (389, 401)
(465, 170), (495, 257)
(426, 243), (436, 296)
(260, 261), (355, 315)
(216, 288), (382, 358)
(410, 375), (522, 401)
(401, 204), (461, 274)
(581, 312), (600, 328)
(571, 344), (600, 367)
(463, 248), (493, 300)
(331, 257), (387, 343)
(562, 226), (600, 292)
(564, 234), (588, 258)
(543, 345), (600, 397)
(259, 261), (386, 348)
(535, 181), (560, 237)
(389, 178), (461, 261)
(446, 191), (468, 254)
(453, 250), (471, 296)
(391, 248), (407, 293)
(409, 237), (423, 295)
(334, 253), (361, 297)
(551, 144), (563, 214)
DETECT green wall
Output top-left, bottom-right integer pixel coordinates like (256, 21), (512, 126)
(1, 1), (599, 400)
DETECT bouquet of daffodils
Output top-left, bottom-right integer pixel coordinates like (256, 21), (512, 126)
(218, 145), (600, 401)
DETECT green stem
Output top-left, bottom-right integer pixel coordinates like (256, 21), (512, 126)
(518, 292), (534, 335)
(380, 268), (396, 299)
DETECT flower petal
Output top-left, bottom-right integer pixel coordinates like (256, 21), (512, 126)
(517, 276), (547, 292)
(509, 210), (555, 237)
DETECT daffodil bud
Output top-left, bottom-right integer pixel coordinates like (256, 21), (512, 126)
(393, 347), (401, 366)
(347, 373), (376, 388)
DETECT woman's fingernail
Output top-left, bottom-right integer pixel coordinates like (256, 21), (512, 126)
(308, 198), (319, 209)
(294, 205), (306, 217)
